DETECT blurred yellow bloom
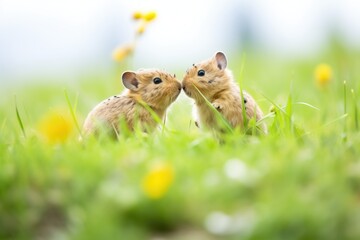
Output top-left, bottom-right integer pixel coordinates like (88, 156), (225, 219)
(315, 63), (332, 87)
(136, 22), (147, 35)
(143, 11), (157, 22)
(132, 11), (143, 20)
(39, 111), (73, 143)
(112, 11), (156, 61)
(112, 43), (134, 62)
(142, 164), (174, 199)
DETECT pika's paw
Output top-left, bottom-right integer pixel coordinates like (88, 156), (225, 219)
(212, 102), (223, 110)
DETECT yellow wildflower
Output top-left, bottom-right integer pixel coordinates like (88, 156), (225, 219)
(142, 164), (174, 199)
(136, 22), (147, 35)
(143, 11), (157, 22)
(315, 63), (332, 87)
(132, 11), (143, 20)
(38, 110), (73, 143)
(112, 43), (134, 62)
(112, 11), (156, 62)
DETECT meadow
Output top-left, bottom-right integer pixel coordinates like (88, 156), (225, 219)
(1, 30), (360, 240)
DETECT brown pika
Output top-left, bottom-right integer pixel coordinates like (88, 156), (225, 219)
(182, 52), (267, 133)
(83, 69), (181, 137)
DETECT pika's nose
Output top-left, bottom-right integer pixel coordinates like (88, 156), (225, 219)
(176, 82), (182, 91)
(182, 86), (186, 91)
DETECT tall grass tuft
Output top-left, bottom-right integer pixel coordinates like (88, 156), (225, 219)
(261, 90), (306, 138)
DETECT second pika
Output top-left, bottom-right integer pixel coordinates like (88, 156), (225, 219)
(182, 52), (267, 133)
(83, 69), (181, 137)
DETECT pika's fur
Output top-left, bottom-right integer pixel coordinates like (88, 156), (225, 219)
(83, 69), (181, 137)
(182, 52), (267, 133)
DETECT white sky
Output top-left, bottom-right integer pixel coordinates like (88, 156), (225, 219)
(0, 0), (360, 81)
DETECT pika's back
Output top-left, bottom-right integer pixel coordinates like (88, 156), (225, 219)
(82, 94), (136, 136)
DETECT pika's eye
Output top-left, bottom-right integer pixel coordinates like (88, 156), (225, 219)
(153, 77), (162, 84)
(197, 70), (205, 77)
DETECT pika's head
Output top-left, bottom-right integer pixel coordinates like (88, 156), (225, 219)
(182, 52), (232, 102)
(122, 69), (181, 109)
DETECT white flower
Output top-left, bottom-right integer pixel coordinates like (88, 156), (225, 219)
(205, 211), (232, 235)
(204, 210), (256, 235)
(224, 159), (260, 186)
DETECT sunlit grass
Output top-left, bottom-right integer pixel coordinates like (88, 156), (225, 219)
(1, 52), (360, 239)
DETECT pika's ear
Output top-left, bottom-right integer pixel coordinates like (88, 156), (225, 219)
(214, 52), (227, 70)
(122, 71), (139, 90)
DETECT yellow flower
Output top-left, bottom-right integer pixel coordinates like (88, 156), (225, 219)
(136, 22), (147, 35)
(132, 11), (143, 20)
(315, 63), (332, 87)
(143, 11), (157, 22)
(142, 164), (174, 199)
(112, 11), (156, 62)
(38, 110), (73, 143)
(112, 43), (134, 62)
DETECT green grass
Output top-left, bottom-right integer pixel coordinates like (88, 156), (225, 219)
(1, 50), (360, 240)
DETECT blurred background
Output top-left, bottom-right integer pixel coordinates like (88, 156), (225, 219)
(1, 0), (360, 86)
(2, 1), (360, 239)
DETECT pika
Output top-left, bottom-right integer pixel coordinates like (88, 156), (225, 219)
(83, 69), (181, 137)
(182, 52), (267, 133)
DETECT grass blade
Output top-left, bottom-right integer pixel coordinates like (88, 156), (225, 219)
(1, 117), (7, 133)
(238, 53), (248, 129)
(351, 89), (359, 131)
(257, 112), (275, 123)
(14, 96), (26, 138)
(294, 102), (320, 111)
(64, 89), (83, 138)
(286, 94), (293, 133)
(322, 113), (348, 128)
(285, 80), (294, 134)
(137, 99), (168, 132)
(259, 93), (289, 117)
(192, 84), (233, 133)
(343, 81), (347, 142)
